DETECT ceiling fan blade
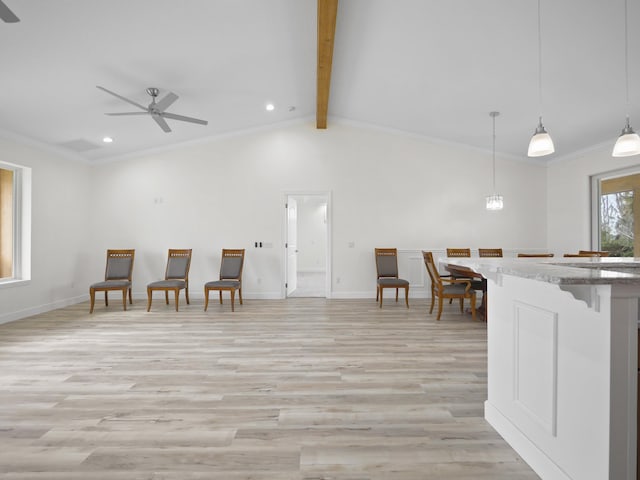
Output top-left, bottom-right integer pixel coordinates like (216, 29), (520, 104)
(96, 86), (148, 111)
(105, 112), (149, 116)
(0, 0), (19, 22)
(152, 115), (172, 133)
(154, 92), (179, 113)
(162, 112), (208, 126)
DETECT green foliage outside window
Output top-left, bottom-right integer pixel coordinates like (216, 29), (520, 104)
(600, 191), (634, 257)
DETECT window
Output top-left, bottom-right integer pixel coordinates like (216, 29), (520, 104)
(592, 167), (640, 257)
(0, 161), (30, 284)
(0, 167), (14, 277)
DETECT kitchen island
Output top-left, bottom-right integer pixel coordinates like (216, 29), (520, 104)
(441, 256), (640, 480)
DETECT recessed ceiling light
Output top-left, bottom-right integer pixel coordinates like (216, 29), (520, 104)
(102, 136), (113, 143)
(265, 103), (275, 111)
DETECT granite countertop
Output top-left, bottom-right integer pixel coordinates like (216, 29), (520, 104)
(441, 256), (640, 285)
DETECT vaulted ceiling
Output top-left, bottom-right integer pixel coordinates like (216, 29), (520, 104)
(1, 0), (638, 162)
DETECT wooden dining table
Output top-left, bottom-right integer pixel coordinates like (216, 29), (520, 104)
(444, 263), (487, 320)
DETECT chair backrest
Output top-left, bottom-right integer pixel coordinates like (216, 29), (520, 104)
(105, 249), (135, 281)
(422, 251), (442, 288)
(517, 253), (554, 258)
(219, 249), (245, 280)
(578, 250), (610, 257)
(165, 249), (192, 280)
(478, 248), (503, 258)
(446, 248), (471, 257)
(375, 248), (399, 279)
(564, 252), (608, 257)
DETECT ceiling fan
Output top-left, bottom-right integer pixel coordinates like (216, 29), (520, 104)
(0, 0), (19, 22)
(97, 86), (208, 133)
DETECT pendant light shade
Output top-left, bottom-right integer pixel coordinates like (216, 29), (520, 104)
(486, 111), (503, 211)
(528, 117), (555, 157)
(613, 117), (640, 156)
(613, 0), (640, 157)
(528, 0), (554, 158)
(486, 194), (504, 211)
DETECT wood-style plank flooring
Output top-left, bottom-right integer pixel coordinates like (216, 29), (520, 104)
(0, 298), (539, 479)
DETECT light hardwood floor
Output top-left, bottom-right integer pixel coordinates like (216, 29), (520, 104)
(0, 298), (539, 479)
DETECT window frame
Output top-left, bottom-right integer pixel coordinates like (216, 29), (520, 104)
(0, 161), (31, 288)
(591, 165), (640, 254)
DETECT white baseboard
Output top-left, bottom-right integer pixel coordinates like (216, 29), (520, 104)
(0, 294), (87, 325)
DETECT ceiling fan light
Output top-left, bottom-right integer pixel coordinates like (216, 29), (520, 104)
(612, 120), (640, 157)
(527, 119), (555, 157)
(486, 194), (504, 211)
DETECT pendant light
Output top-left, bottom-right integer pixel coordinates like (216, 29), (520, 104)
(612, 0), (640, 157)
(528, 0), (555, 157)
(486, 111), (504, 211)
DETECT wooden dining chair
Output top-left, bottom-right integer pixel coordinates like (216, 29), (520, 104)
(445, 247), (475, 305)
(89, 249), (135, 313)
(374, 248), (409, 308)
(517, 253), (554, 258)
(446, 248), (471, 257)
(204, 249), (245, 312)
(423, 251), (476, 321)
(478, 248), (503, 257)
(146, 249), (192, 312)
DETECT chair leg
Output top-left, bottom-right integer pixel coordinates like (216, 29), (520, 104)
(165, 291), (169, 305)
(404, 286), (409, 308)
(238, 288), (243, 305)
(146, 288), (152, 312)
(128, 288), (133, 305)
(122, 289), (127, 311)
(219, 291), (223, 305)
(230, 289), (235, 312)
(436, 297), (444, 320)
(376, 285), (379, 302)
(174, 289), (180, 312)
(429, 293), (435, 314)
(185, 286), (190, 305)
(90, 288), (96, 313)
(459, 298), (464, 313)
(379, 287), (383, 308)
(470, 293), (477, 321)
(105, 291), (109, 307)
(204, 287), (210, 311)
(395, 287), (399, 302)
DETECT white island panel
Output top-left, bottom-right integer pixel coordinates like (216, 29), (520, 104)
(484, 273), (638, 480)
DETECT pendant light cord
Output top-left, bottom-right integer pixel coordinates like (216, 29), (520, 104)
(491, 112), (497, 191)
(624, 0), (630, 118)
(537, 0), (543, 114)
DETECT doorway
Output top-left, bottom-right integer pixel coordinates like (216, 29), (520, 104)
(284, 193), (330, 298)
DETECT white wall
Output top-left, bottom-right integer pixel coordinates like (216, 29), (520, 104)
(546, 143), (640, 255)
(0, 137), (91, 323)
(88, 121), (547, 299)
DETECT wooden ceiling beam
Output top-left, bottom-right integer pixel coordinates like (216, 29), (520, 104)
(317, 0), (338, 129)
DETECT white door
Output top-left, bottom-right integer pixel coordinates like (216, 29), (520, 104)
(286, 198), (298, 296)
